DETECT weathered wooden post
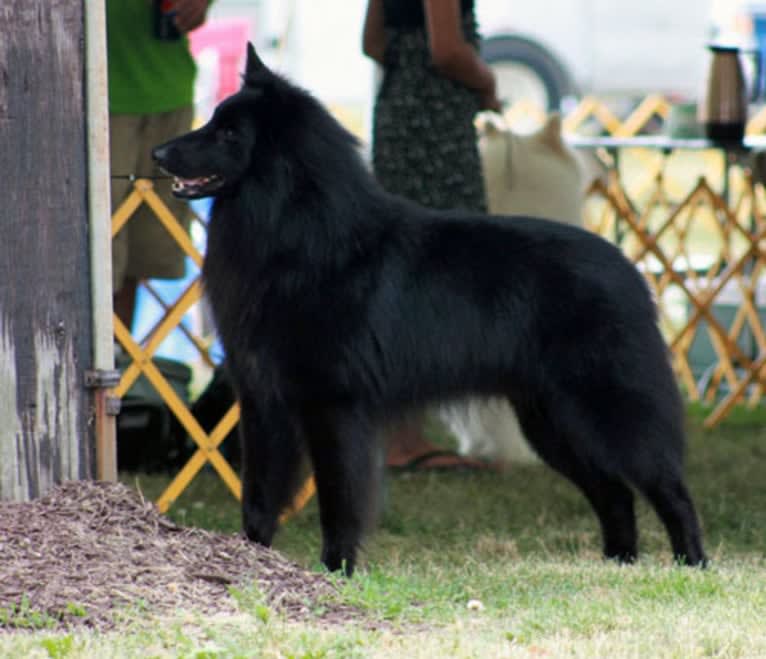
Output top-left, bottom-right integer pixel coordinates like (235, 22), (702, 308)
(0, 1), (116, 500)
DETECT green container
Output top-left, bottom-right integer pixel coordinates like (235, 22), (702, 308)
(115, 352), (193, 472)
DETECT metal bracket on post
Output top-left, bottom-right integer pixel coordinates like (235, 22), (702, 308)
(85, 368), (121, 482)
(84, 368), (121, 388)
(84, 369), (122, 416)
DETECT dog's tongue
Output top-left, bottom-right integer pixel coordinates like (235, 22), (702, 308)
(176, 177), (207, 186)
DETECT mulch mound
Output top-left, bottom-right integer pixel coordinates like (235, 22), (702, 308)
(0, 480), (364, 632)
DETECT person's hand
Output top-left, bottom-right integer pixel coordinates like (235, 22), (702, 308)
(475, 65), (501, 112)
(480, 89), (502, 113)
(479, 77), (502, 113)
(173, 0), (209, 34)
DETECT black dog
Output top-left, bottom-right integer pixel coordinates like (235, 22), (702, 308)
(153, 44), (706, 575)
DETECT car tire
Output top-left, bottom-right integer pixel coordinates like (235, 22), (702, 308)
(480, 35), (576, 111)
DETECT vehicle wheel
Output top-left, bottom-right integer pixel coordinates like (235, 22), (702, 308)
(481, 35), (575, 113)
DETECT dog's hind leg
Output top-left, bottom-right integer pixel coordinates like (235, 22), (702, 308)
(238, 392), (306, 549)
(633, 473), (706, 566)
(515, 404), (638, 562)
(568, 470), (637, 563)
(550, 461), (638, 562)
(302, 407), (380, 576)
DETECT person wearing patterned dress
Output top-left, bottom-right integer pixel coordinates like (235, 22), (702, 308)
(363, 0), (501, 470)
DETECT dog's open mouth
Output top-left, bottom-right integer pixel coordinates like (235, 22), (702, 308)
(170, 175), (225, 199)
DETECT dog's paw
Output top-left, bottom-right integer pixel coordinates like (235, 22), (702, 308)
(321, 542), (357, 577)
(242, 507), (278, 547)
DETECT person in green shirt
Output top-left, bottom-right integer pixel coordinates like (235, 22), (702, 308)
(107, 0), (211, 329)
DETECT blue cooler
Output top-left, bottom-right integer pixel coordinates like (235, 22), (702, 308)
(748, 1), (766, 95)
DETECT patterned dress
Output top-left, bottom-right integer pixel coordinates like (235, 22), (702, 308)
(372, 10), (487, 213)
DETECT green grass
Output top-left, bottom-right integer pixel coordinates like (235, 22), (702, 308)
(3, 405), (766, 657)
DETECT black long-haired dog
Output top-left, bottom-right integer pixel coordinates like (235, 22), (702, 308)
(153, 44), (706, 575)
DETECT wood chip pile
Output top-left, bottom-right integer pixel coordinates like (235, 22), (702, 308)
(0, 481), (361, 631)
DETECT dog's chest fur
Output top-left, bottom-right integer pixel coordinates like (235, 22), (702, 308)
(202, 199), (385, 397)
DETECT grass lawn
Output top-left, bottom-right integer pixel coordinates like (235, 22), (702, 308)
(3, 404), (766, 657)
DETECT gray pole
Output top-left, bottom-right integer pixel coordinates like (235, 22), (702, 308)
(0, 0), (96, 499)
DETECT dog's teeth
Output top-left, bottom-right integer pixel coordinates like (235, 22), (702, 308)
(170, 175), (219, 193)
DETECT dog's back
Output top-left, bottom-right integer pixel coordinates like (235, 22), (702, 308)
(368, 211), (665, 411)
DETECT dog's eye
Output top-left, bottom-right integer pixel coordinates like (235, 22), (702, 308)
(218, 128), (238, 142)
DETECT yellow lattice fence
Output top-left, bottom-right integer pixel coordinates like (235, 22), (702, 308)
(501, 95), (766, 428)
(580, 155), (766, 429)
(508, 94), (766, 138)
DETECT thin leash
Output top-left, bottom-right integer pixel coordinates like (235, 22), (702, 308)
(110, 174), (173, 181)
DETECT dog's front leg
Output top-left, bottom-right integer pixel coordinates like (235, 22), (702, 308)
(302, 407), (380, 577)
(238, 390), (305, 548)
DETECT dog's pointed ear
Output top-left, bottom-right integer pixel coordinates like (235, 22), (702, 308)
(243, 42), (267, 86)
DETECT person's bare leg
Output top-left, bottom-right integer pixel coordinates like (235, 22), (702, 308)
(385, 412), (493, 470)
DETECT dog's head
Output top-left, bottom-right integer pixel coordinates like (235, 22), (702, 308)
(152, 43), (291, 199)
